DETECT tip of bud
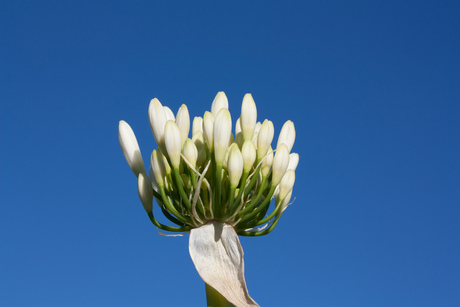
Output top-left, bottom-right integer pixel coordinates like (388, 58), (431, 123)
(211, 91), (229, 117)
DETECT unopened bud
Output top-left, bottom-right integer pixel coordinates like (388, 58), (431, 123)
(137, 173), (153, 213)
(183, 139), (198, 169)
(214, 109), (232, 165)
(192, 116), (203, 135)
(176, 104), (190, 147)
(257, 119), (274, 161)
(271, 144), (290, 186)
(278, 169), (295, 201)
(277, 120), (296, 152)
(240, 94), (257, 141)
(261, 146), (273, 178)
(150, 149), (166, 187)
(164, 120), (182, 169)
(287, 153), (299, 171)
(241, 140), (256, 173)
(164, 106), (175, 121)
(202, 111), (214, 151)
(148, 98), (167, 149)
(118, 120), (145, 177)
(211, 91), (228, 117)
(227, 144), (243, 187)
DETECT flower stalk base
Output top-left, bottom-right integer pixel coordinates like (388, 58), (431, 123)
(206, 283), (235, 307)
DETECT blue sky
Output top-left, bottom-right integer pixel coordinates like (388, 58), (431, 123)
(1, 1), (459, 306)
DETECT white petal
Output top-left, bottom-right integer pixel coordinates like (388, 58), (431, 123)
(189, 222), (259, 307)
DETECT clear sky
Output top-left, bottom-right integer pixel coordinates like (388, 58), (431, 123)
(1, 1), (459, 306)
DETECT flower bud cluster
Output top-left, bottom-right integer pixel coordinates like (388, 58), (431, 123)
(119, 91), (298, 235)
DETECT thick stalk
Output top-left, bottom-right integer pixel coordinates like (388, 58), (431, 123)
(205, 283), (234, 307)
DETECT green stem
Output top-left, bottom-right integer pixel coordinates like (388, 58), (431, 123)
(205, 283), (234, 307)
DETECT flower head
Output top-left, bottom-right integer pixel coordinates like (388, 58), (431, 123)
(119, 92), (298, 307)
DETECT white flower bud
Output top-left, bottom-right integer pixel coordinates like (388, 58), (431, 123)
(192, 131), (208, 167)
(164, 106), (175, 121)
(278, 169), (295, 201)
(213, 109), (232, 165)
(202, 111), (214, 151)
(257, 119), (274, 161)
(271, 144), (290, 186)
(240, 94), (257, 141)
(234, 132), (244, 149)
(261, 146), (273, 178)
(176, 104), (190, 147)
(278, 191), (292, 215)
(222, 147), (230, 170)
(241, 140), (256, 173)
(148, 98), (167, 148)
(227, 144), (243, 188)
(118, 120), (145, 177)
(164, 120), (182, 169)
(159, 148), (172, 175)
(192, 116), (203, 135)
(287, 153), (299, 171)
(211, 91), (228, 117)
(148, 166), (160, 194)
(137, 173), (153, 213)
(235, 118), (242, 135)
(277, 120), (296, 152)
(251, 122), (262, 145)
(192, 131), (205, 148)
(183, 138), (198, 169)
(150, 149), (166, 187)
